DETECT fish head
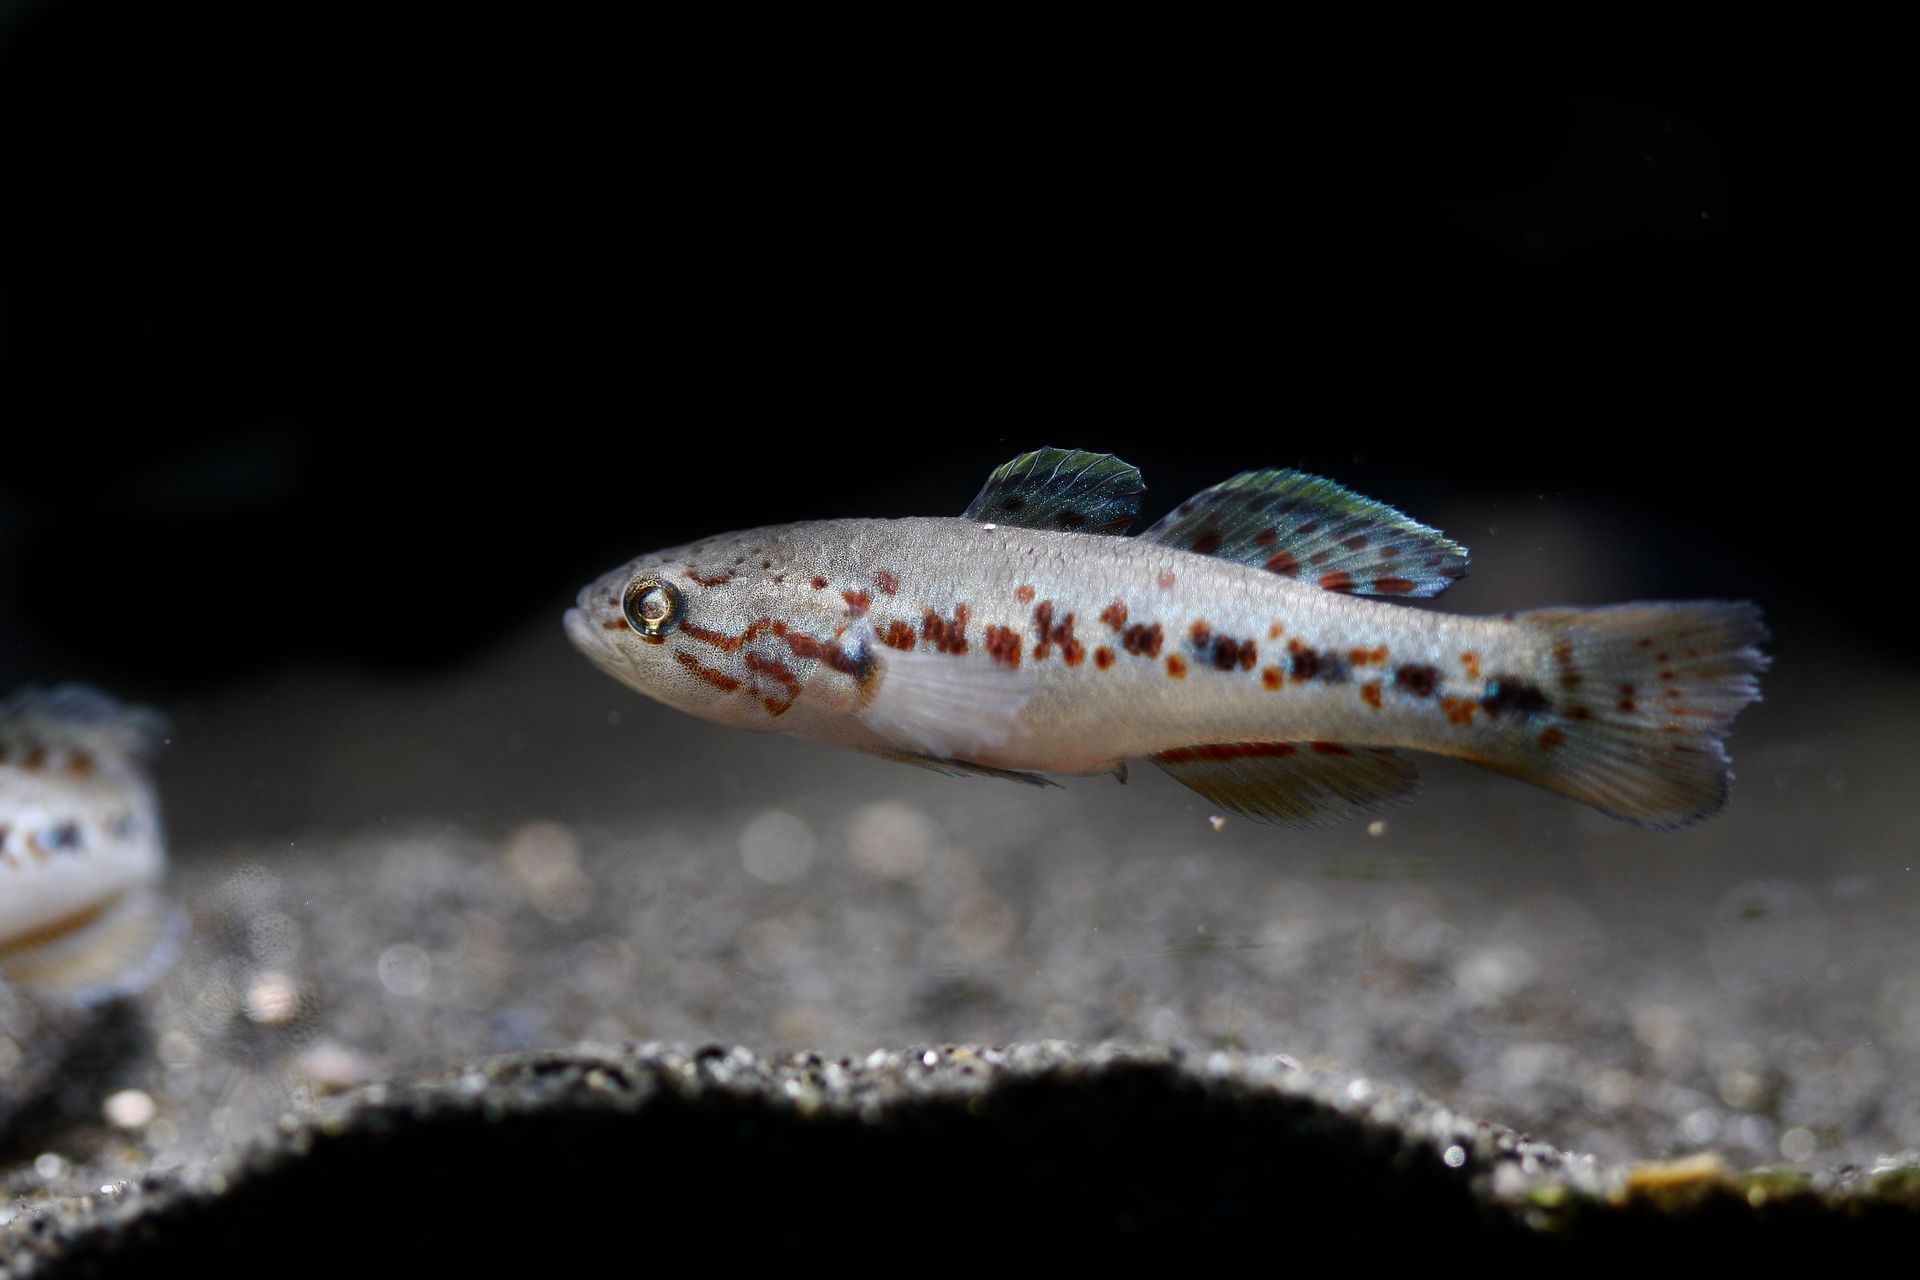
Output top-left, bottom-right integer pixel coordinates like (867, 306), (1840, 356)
(564, 525), (854, 730)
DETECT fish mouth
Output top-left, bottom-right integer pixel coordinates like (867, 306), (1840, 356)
(563, 605), (610, 662)
(564, 601), (649, 690)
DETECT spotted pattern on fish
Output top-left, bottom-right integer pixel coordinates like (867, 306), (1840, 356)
(0, 686), (181, 1003)
(565, 450), (1766, 830)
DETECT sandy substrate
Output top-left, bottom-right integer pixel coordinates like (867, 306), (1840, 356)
(1, 592), (1916, 1263)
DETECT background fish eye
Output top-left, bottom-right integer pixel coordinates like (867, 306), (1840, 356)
(622, 577), (682, 636)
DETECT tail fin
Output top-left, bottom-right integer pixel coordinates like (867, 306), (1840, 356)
(1479, 602), (1768, 828)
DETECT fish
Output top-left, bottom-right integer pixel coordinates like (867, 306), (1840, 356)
(0, 685), (183, 1003)
(565, 448), (1767, 829)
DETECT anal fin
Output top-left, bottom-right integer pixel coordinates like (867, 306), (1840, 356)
(1153, 741), (1420, 828)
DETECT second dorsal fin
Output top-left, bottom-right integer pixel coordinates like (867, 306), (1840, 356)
(962, 448), (1144, 535)
(1139, 470), (1469, 597)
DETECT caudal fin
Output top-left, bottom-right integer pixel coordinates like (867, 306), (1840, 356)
(1480, 602), (1768, 828)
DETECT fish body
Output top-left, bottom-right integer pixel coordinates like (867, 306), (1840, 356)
(0, 686), (181, 1003)
(567, 450), (1766, 828)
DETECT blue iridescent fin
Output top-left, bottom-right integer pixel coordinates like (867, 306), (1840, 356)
(0, 684), (168, 759)
(1140, 471), (1468, 597)
(1152, 741), (1420, 828)
(963, 448), (1145, 535)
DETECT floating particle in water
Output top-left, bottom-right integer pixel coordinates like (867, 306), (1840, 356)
(847, 801), (936, 880)
(1208, 815), (1226, 832)
(1366, 820), (1387, 837)
(244, 970), (300, 1025)
(103, 1089), (155, 1129)
(377, 943), (432, 997)
(504, 821), (592, 924)
(739, 810), (815, 884)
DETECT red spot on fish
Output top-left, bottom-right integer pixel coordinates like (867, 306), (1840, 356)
(1189, 620), (1212, 647)
(1460, 651), (1481, 680)
(1191, 530), (1223, 555)
(1262, 667), (1284, 690)
(1254, 529), (1277, 547)
(1308, 741), (1350, 755)
(882, 621), (917, 650)
(1264, 550), (1300, 577)
(674, 650), (741, 692)
(761, 696), (792, 717)
(744, 652), (801, 695)
(1342, 534), (1369, 551)
(811, 576), (828, 590)
(1618, 684), (1638, 713)
(1094, 646), (1115, 670)
(1372, 578), (1417, 595)
(681, 619), (780, 653)
(1032, 601), (1081, 664)
(1347, 645), (1388, 666)
(985, 624), (1023, 669)
(1295, 522), (1320, 537)
(1157, 571), (1177, 589)
(1394, 664), (1439, 697)
(66, 751), (93, 776)
(1538, 727), (1566, 750)
(875, 571), (899, 596)
(1166, 655), (1187, 678)
(22, 747), (46, 770)
(1441, 697), (1476, 726)
(922, 604), (971, 654)
(842, 589), (871, 617)
(1268, 622), (1285, 640)
(603, 616), (631, 631)
(1319, 571), (1354, 592)
(1100, 600), (1129, 631)
(1015, 584), (1035, 604)
(1123, 623), (1163, 658)
(783, 632), (870, 679)
(1361, 682), (1382, 709)
(687, 569), (733, 587)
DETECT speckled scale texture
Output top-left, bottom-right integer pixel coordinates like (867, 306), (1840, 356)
(567, 449), (1766, 829)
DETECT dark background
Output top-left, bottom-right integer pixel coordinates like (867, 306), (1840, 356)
(3, 5), (1912, 695)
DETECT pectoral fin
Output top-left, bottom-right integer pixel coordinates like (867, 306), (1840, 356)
(857, 638), (1036, 761)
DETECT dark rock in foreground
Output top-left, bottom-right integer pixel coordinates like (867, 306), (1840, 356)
(4, 1042), (1918, 1274)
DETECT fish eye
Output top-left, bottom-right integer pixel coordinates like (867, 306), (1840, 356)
(622, 576), (683, 636)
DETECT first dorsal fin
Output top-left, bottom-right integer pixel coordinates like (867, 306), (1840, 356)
(1139, 470), (1468, 597)
(963, 448), (1144, 535)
